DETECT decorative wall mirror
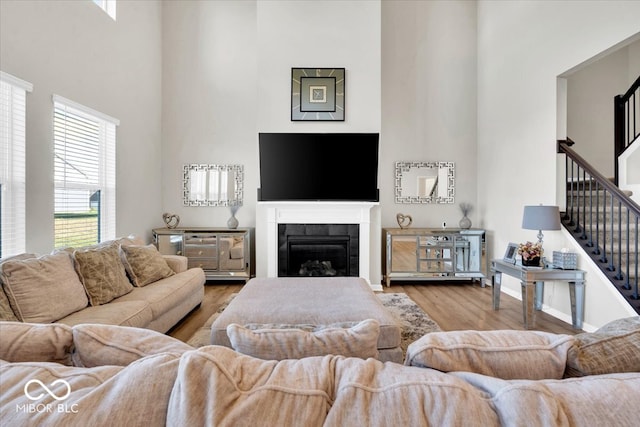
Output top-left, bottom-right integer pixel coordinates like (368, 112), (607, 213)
(183, 164), (244, 206)
(394, 161), (455, 204)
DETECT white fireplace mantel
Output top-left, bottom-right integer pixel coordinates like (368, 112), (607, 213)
(255, 201), (381, 290)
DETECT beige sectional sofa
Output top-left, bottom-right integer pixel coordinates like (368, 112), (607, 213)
(0, 317), (638, 426)
(0, 236), (205, 333)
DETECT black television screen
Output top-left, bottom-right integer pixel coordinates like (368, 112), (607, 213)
(258, 133), (379, 202)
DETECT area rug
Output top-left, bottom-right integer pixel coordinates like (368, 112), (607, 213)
(187, 292), (441, 356)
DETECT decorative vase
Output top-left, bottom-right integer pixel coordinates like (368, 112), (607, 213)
(459, 215), (472, 229)
(227, 214), (239, 229)
(522, 256), (541, 267)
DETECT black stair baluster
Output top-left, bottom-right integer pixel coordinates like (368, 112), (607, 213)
(586, 174), (594, 247)
(623, 206), (631, 290)
(599, 189), (607, 263)
(614, 199), (623, 280)
(568, 159), (575, 226)
(580, 168), (587, 239)
(607, 193), (615, 271)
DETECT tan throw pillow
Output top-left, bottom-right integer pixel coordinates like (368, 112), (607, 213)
(0, 252), (89, 323)
(0, 254), (37, 321)
(73, 243), (133, 306)
(72, 324), (193, 367)
(0, 322), (74, 365)
(227, 318), (380, 360)
(566, 316), (640, 377)
(120, 244), (175, 287)
(405, 330), (575, 380)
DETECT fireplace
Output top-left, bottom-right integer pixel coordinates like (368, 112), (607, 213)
(278, 224), (359, 277)
(256, 201), (379, 289)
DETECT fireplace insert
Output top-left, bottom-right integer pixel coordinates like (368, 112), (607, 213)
(278, 224), (359, 277)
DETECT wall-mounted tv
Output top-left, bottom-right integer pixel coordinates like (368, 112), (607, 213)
(258, 133), (379, 202)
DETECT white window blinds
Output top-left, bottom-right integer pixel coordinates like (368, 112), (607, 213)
(53, 95), (118, 249)
(0, 72), (32, 258)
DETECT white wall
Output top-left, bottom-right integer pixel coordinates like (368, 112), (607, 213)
(381, 0), (477, 230)
(478, 0), (640, 329)
(567, 46), (630, 177)
(161, 0), (258, 230)
(0, 0), (163, 253)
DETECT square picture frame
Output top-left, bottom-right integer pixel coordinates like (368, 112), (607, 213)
(291, 68), (345, 121)
(503, 242), (518, 264)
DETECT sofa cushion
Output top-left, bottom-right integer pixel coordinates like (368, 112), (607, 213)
(226, 319), (380, 360)
(120, 244), (175, 287)
(167, 346), (337, 426)
(327, 357), (500, 426)
(0, 252), (88, 323)
(566, 316), (640, 377)
(405, 330), (575, 380)
(115, 269), (203, 325)
(0, 322), (74, 365)
(454, 371), (640, 427)
(73, 243), (134, 306)
(0, 352), (181, 427)
(72, 324), (192, 367)
(57, 300), (153, 329)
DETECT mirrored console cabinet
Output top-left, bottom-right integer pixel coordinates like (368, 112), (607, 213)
(153, 227), (252, 281)
(383, 228), (485, 287)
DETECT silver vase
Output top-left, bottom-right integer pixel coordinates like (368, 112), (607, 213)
(227, 214), (239, 229)
(459, 215), (472, 229)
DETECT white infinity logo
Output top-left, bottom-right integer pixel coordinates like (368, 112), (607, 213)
(24, 379), (71, 401)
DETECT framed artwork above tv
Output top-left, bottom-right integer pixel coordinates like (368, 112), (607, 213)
(291, 68), (345, 121)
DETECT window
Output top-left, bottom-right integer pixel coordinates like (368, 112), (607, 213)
(92, 0), (116, 20)
(53, 95), (118, 249)
(0, 72), (32, 258)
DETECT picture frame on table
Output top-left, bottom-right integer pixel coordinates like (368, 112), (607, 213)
(503, 242), (518, 264)
(291, 68), (345, 121)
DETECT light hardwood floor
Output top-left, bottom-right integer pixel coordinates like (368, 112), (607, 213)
(168, 280), (581, 342)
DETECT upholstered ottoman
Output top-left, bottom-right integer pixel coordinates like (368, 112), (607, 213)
(210, 277), (403, 363)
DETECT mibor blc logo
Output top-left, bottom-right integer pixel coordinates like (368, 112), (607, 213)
(17, 379), (79, 414)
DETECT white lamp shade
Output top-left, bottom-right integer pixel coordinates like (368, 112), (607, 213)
(522, 205), (561, 231)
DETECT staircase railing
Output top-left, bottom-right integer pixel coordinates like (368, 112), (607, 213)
(614, 74), (640, 184)
(558, 138), (639, 313)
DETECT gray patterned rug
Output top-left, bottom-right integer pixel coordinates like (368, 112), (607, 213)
(187, 292), (441, 356)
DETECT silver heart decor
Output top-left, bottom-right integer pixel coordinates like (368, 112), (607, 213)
(396, 213), (412, 229)
(162, 213), (180, 229)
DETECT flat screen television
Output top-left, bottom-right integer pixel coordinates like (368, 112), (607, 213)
(258, 133), (379, 202)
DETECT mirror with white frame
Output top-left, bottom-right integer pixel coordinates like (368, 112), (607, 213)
(394, 161), (455, 204)
(183, 164), (244, 206)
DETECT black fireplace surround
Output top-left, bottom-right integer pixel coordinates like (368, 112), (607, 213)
(278, 224), (359, 277)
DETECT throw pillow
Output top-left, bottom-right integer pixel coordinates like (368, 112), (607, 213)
(565, 316), (640, 377)
(0, 253), (36, 321)
(120, 244), (175, 287)
(0, 252), (89, 323)
(227, 318), (380, 360)
(72, 323), (193, 367)
(73, 243), (134, 306)
(0, 321), (74, 365)
(405, 330), (576, 380)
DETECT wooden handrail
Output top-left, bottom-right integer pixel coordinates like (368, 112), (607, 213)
(558, 138), (640, 216)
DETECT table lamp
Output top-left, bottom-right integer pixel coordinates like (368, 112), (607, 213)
(522, 205), (561, 247)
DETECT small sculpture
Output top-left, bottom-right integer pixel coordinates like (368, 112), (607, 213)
(396, 213), (412, 229)
(162, 213), (180, 229)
